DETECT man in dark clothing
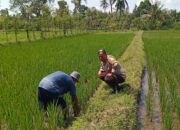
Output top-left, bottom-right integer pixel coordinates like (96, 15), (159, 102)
(38, 71), (81, 117)
(97, 49), (126, 93)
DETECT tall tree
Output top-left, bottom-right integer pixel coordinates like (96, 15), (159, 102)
(109, 0), (113, 13)
(134, 0), (152, 17)
(71, 0), (87, 13)
(100, 0), (109, 12)
(149, 1), (163, 29)
(0, 9), (9, 42)
(10, 0), (55, 17)
(12, 14), (20, 43)
(56, 0), (71, 36)
(58, 0), (68, 12)
(115, 0), (129, 14)
(132, 0), (169, 29)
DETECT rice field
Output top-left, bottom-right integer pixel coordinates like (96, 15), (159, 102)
(143, 30), (180, 130)
(0, 32), (134, 129)
(68, 31), (145, 130)
(1, 30), (179, 130)
(0, 29), (86, 44)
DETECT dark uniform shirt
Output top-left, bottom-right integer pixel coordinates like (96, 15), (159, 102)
(100, 55), (126, 79)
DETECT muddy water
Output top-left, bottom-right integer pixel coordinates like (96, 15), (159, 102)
(137, 67), (152, 130)
(137, 69), (164, 130)
(152, 71), (163, 130)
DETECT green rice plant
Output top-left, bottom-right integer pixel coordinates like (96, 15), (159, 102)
(0, 32), (133, 129)
(143, 30), (180, 129)
(163, 100), (173, 130)
(47, 104), (64, 130)
(146, 71), (153, 119)
(67, 31), (144, 130)
(0, 29), (88, 44)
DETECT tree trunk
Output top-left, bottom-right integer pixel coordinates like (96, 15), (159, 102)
(41, 30), (44, 39)
(40, 23), (44, 39)
(59, 23), (61, 36)
(5, 30), (9, 42)
(15, 29), (18, 44)
(26, 29), (30, 41)
(110, 0), (113, 13)
(63, 23), (66, 36)
(5, 25), (9, 42)
(33, 30), (36, 40)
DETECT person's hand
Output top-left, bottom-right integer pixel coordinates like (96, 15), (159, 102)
(77, 104), (81, 113)
(98, 70), (106, 78)
(72, 96), (81, 116)
(74, 104), (81, 116)
(69, 106), (74, 115)
(105, 73), (113, 80)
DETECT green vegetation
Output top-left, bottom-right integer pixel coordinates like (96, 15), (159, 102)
(0, 32), (133, 129)
(0, 0), (179, 129)
(68, 31), (146, 130)
(0, 0), (180, 44)
(143, 30), (180, 129)
(0, 30), (88, 44)
(0, 31), (40, 43)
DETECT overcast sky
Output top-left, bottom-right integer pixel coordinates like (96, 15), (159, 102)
(1, 0), (180, 12)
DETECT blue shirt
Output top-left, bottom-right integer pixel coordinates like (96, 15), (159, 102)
(38, 71), (76, 97)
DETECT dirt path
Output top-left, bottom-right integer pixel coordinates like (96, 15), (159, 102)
(67, 31), (146, 130)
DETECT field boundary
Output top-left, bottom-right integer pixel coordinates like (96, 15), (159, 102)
(0, 31), (90, 45)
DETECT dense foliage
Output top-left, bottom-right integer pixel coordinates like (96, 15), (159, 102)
(0, 0), (180, 44)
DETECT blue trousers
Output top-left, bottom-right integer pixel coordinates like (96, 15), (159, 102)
(38, 87), (66, 110)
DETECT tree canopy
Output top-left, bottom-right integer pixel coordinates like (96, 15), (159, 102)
(0, 0), (179, 40)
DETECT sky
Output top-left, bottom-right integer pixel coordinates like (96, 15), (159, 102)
(0, 0), (180, 12)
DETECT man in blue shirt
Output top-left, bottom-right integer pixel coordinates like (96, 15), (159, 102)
(38, 71), (81, 117)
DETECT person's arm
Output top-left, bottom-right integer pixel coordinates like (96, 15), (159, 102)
(98, 62), (107, 79)
(105, 62), (120, 79)
(72, 96), (81, 116)
(98, 69), (105, 76)
(111, 62), (121, 75)
(68, 80), (81, 116)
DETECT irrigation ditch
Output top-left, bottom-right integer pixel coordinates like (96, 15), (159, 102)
(137, 67), (163, 130)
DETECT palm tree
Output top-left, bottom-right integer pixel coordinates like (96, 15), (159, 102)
(114, 0), (129, 15)
(71, 0), (87, 13)
(109, 0), (114, 13)
(100, 0), (109, 12)
(149, 1), (163, 29)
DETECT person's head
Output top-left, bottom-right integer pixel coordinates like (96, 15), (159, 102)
(98, 49), (107, 62)
(70, 71), (80, 83)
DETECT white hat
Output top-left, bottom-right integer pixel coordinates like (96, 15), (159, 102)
(70, 71), (80, 82)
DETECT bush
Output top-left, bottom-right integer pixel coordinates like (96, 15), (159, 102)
(174, 22), (180, 30)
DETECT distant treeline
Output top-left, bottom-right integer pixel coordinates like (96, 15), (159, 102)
(0, 0), (180, 43)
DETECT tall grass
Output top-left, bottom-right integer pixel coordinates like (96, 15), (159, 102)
(0, 32), (134, 129)
(143, 30), (180, 129)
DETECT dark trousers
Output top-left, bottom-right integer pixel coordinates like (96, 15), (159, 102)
(38, 87), (66, 111)
(100, 74), (125, 91)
